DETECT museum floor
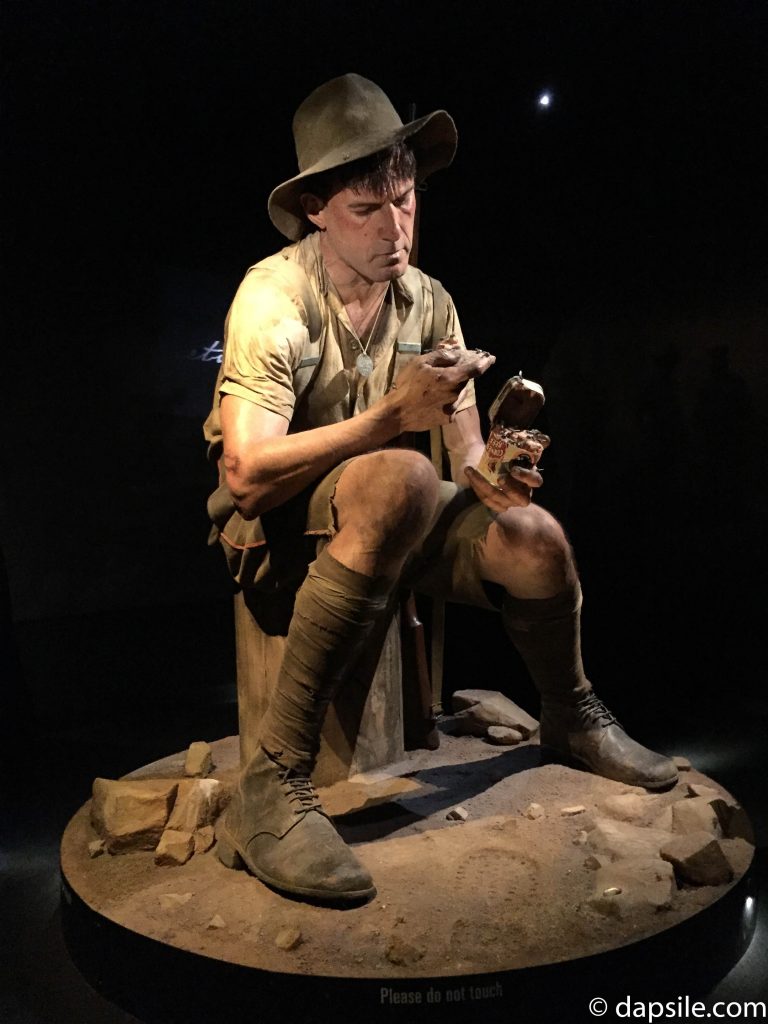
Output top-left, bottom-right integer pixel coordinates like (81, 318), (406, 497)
(2, 596), (766, 1023)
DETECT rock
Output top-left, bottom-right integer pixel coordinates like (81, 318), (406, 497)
(601, 793), (662, 823)
(184, 741), (213, 778)
(385, 935), (424, 966)
(720, 837), (755, 877)
(207, 914), (226, 930)
(275, 927), (302, 950)
(710, 799), (754, 842)
(572, 830), (589, 846)
(159, 892), (193, 910)
(154, 829), (195, 866)
(672, 756), (692, 771)
(661, 832), (733, 886)
(588, 818), (672, 861)
(194, 826), (216, 854)
(651, 806), (674, 832)
(561, 805), (586, 816)
(87, 839), (106, 859)
(447, 806), (469, 822)
(91, 778), (178, 853)
(687, 783), (720, 801)
(672, 797), (721, 837)
(167, 779), (224, 832)
(486, 726), (523, 745)
(524, 803), (544, 820)
(588, 856), (675, 918)
(451, 689), (539, 738)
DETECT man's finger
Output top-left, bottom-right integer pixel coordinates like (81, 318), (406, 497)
(465, 466), (534, 508)
(498, 466), (543, 491)
(424, 348), (461, 367)
(465, 467), (531, 509)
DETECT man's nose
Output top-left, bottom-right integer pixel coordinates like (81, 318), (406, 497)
(377, 203), (402, 241)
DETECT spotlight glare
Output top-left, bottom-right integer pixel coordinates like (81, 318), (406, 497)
(538, 91), (552, 108)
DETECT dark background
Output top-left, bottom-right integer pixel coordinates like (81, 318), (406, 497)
(2, 1), (767, 1019)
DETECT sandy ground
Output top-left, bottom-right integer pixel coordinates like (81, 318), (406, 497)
(60, 731), (754, 979)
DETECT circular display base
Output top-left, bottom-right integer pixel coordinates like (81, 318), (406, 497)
(61, 735), (758, 1023)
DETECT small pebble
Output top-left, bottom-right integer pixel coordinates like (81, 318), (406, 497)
(446, 805), (469, 822)
(275, 927), (302, 951)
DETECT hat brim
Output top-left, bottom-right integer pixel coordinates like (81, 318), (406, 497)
(268, 109), (457, 241)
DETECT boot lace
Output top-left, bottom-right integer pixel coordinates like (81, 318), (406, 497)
(575, 693), (621, 729)
(279, 769), (323, 814)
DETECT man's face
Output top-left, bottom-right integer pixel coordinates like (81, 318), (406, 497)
(305, 178), (417, 284)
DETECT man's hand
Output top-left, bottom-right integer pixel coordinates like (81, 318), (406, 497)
(465, 463), (543, 511)
(390, 343), (495, 432)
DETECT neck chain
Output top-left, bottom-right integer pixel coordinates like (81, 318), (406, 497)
(344, 283), (390, 378)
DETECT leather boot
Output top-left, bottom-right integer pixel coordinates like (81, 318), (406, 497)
(539, 692), (678, 790)
(503, 587), (678, 790)
(216, 746), (375, 902)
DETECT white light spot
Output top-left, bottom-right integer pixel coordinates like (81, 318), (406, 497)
(538, 92), (552, 108)
(745, 896), (755, 912)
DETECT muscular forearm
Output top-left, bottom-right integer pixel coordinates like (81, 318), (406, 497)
(224, 396), (405, 519)
(223, 347), (495, 519)
(442, 405), (486, 486)
(447, 439), (486, 485)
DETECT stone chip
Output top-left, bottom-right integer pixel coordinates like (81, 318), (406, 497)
(194, 825), (216, 854)
(446, 806), (469, 822)
(661, 831), (733, 886)
(588, 818), (672, 861)
(91, 778), (178, 854)
(184, 741), (213, 778)
(601, 793), (662, 823)
(588, 857), (675, 918)
(486, 726), (523, 745)
(451, 689), (539, 738)
(155, 829), (195, 867)
(275, 927), (302, 950)
(672, 797), (721, 837)
(524, 803), (544, 820)
(167, 779), (225, 832)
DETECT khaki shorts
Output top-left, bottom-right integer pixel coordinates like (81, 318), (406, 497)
(213, 457), (498, 616)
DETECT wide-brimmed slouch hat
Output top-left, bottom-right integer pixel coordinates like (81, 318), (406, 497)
(268, 73), (457, 240)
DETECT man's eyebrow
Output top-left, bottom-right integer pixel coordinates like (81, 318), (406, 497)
(347, 197), (382, 209)
(347, 186), (414, 209)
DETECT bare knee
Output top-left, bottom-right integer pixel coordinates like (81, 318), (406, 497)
(494, 505), (575, 583)
(332, 450), (440, 560)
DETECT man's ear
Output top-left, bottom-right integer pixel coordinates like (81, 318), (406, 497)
(300, 193), (326, 230)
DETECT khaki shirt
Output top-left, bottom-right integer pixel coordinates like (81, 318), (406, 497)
(203, 232), (475, 462)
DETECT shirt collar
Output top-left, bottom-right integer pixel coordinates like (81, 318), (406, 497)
(301, 231), (415, 308)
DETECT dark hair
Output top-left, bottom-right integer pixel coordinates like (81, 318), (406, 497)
(303, 141), (417, 206)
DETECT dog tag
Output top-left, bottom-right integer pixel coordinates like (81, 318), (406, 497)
(356, 353), (374, 377)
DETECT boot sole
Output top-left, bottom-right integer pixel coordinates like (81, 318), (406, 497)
(215, 825), (377, 903)
(540, 744), (679, 791)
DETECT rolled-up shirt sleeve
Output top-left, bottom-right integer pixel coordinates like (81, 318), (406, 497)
(443, 291), (476, 415)
(218, 269), (310, 422)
